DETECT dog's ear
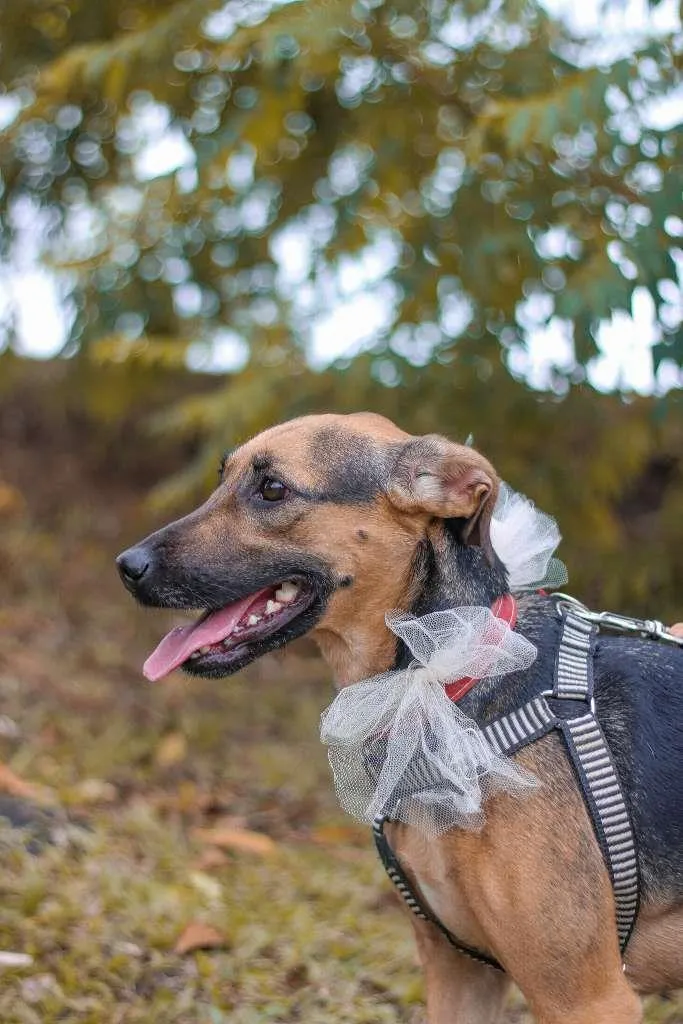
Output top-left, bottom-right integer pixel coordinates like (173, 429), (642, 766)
(388, 435), (499, 563)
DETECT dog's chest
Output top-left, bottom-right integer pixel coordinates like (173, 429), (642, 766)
(386, 821), (490, 952)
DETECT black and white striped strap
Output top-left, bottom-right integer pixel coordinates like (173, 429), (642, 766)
(484, 695), (555, 756)
(483, 610), (640, 952)
(555, 612), (594, 698)
(563, 712), (639, 947)
(372, 815), (504, 971)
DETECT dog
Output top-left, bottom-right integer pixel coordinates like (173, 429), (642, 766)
(117, 412), (683, 1023)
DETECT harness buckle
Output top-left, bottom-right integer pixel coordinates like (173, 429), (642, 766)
(553, 593), (683, 647)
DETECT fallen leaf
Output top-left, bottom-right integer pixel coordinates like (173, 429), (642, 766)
(192, 826), (276, 857)
(194, 847), (229, 871)
(0, 764), (45, 803)
(198, 813), (248, 830)
(155, 732), (187, 767)
(0, 483), (25, 518)
(174, 922), (228, 956)
(310, 823), (369, 847)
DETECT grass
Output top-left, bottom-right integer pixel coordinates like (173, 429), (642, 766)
(0, 465), (681, 1023)
(0, 495), (425, 1023)
(0, 805), (422, 1023)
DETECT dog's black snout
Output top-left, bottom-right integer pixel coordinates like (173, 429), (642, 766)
(116, 546), (150, 588)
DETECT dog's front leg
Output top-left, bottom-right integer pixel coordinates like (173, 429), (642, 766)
(411, 916), (510, 1024)
(531, 984), (642, 1024)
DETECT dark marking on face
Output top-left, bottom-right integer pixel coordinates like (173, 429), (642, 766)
(251, 454), (271, 474)
(357, 529), (369, 541)
(338, 574), (354, 588)
(309, 428), (393, 504)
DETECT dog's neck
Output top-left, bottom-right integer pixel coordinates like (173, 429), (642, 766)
(411, 524), (508, 615)
(314, 523), (508, 686)
(392, 525), (508, 670)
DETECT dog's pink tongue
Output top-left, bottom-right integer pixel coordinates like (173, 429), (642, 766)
(143, 593), (261, 682)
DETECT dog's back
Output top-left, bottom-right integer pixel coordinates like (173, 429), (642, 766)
(594, 634), (683, 899)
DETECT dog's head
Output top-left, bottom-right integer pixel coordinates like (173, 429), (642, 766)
(117, 413), (502, 684)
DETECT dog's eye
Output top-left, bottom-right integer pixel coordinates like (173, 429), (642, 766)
(259, 478), (288, 502)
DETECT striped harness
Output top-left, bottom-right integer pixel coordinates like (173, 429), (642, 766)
(373, 604), (641, 972)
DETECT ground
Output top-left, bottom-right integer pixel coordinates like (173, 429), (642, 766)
(0, 393), (681, 1024)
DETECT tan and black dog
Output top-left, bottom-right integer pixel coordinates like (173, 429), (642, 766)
(117, 413), (683, 1024)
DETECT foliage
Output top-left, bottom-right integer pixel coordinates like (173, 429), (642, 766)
(0, 2), (681, 547)
(1, 0), (683, 620)
(0, 0), (681, 382)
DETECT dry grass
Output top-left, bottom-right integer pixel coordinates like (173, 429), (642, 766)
(0, 490), (424, 1023)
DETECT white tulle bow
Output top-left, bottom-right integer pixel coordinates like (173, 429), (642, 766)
(491, 483), (567, 592)
(320, 607), (538, 836)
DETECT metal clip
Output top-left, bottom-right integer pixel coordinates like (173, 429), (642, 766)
(553, 593), (683, 647)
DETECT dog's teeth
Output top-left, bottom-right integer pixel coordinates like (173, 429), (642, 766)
(265, 600), (282, 615)
(275, 582), (298, 603)
(247, 614), (261, 626)
(198, 646), (211, 655)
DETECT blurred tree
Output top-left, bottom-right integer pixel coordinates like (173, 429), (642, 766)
(0, 0), (680, 387)
(0, 0), (682, 618)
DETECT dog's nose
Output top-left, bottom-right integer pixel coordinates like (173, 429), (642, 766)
(116, 546), (150, 588)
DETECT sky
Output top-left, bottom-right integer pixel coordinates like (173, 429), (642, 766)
(0, 0), (681, 394)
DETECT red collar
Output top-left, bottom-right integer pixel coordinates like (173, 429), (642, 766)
(444, 593), (518, 703)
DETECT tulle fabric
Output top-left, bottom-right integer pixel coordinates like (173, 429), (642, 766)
(320, 482), (567, 835)
(320, 608), (538, 835)
(491, 483), (568, 591)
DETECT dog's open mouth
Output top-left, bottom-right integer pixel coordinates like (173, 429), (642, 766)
(143, 579), (315, 681)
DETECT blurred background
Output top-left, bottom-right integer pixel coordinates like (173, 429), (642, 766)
(0, 0), (681, 1021)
